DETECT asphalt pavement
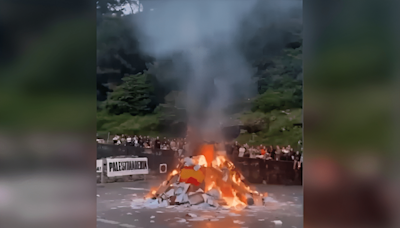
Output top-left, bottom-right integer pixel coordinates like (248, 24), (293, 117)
(97, 180), (303, 228)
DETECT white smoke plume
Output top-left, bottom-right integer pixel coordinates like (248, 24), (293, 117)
(134, 0), (302, 142)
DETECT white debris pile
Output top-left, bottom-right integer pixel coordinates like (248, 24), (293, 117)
(145, 180), (224, 208)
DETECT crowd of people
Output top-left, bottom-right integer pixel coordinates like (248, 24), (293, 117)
(98, 134), (189, 151)
(96, 134), (303, 168)
(228, 141), (303, 170)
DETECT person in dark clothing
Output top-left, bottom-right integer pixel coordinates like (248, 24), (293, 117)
(138, 136), (144, 147)
(289, 149), (296, 161)
(154, 136), (161, 149)
(231, 145), (239, 163)
(178, 140), (183, 149)
(270, 145), (276, 160)
(232, 141), (240, 154)
(293, 151), (302, 169)
(225, 142), (233, 155)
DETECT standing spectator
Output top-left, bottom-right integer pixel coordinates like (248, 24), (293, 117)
(225, 142), (233, 156)
(155, 136), (161, 150)
(238, 145), (246, 158)
(293, 151), (302, 169)
(300, 152), (303, 164)
(264, 147), (272, 160)
(275, 145), (282, 161)
(267, 145), (274, 159)
(183, 141), (188, 153)
(138, 136), (144, 147)
(281, 145), (290, 160)
(178, 139), (183, 150)
(112, 135), (120, 144)
(231, 142), (239, 162)
(244, 143), (249, 150)
(177, 143), (184, 157)
(143, 137), (151, 148)
(232, 141), (240, 152)
(260, 146), (266, 156)
(170, 139), (177, 151)
(290, 149), (296, 161)
(249, 146), (257, 158)
(120, 134), (126, 145)
(126, 136), (132, 146)
(143, 140), (149, 148)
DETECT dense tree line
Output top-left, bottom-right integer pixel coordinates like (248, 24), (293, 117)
(97, 0), (303, 128)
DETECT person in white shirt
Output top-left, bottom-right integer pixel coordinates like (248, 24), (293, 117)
(112, 135), (120, 144)
(238, 146), (245, 157)
(170, 140), (177, 151)
(275, 145), (281, 161)
(249, 146), (257, 158)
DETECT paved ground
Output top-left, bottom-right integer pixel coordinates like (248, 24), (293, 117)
(97, 180), (303, 228)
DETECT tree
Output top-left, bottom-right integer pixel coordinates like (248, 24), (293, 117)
(104, 72), (157, 115)
(252, 86), (302, 113)
(256, 44), (302, 95)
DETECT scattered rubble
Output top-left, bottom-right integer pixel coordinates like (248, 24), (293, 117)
(186, 213), (198, 218)
(272, 220), (283, 227)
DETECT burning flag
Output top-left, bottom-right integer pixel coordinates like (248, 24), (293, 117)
(179, 166), (205, 186)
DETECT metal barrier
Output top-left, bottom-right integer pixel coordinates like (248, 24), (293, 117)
(234, 157), (302, 185)
(97, 144), (302, 185)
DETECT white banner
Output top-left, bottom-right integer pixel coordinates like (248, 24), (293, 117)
(106, 157), (149, 177)
(96, 159), (103, 173)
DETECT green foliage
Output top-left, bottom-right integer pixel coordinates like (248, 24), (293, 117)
(97, 110), (160, 135)
(256, 45), (303, 94)
(104, 73), (157, 115)
(250, 44), (303, 114)
(237, 109), (302, 148)
(252, 88), (302, 113)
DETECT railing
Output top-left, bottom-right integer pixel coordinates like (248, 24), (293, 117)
(97, 144), (302, 185)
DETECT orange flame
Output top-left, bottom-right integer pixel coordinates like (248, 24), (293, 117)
(147, 143), (265, 209)
(199, 144), (214, 166)
(170, 169), (178, 177)
(192, 155), (208, 167)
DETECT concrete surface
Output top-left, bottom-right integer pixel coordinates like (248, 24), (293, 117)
(97, 180), (303, 228)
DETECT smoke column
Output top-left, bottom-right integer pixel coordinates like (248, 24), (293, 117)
(134, 0), (302, 145)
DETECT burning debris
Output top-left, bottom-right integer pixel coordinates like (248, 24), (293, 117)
(145, 144), (268, 210)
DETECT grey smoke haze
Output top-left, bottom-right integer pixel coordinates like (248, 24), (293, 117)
(134, 0), (302, 141)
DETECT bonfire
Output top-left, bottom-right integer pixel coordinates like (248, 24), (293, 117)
(146, 144), (267, 210)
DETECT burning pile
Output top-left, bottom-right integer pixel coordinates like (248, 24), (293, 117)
(147, 144), (267, 210)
